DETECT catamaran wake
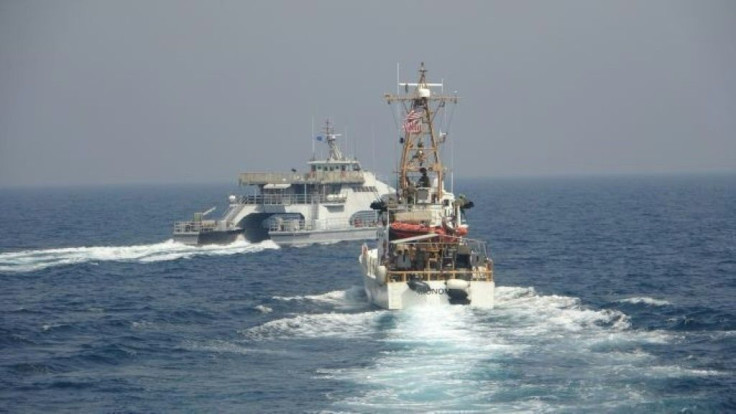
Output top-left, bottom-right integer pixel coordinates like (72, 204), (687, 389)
(0, 238), (279, 273)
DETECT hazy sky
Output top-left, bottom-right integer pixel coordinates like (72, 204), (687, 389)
(1, 0), (734, 187)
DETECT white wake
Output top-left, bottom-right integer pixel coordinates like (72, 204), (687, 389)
(0, 238), (279, 273)
(617, 296), (671, 306)
(311, 286), (716, 412)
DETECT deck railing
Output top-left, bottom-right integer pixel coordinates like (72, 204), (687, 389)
(239, 171), (365, 185)
(269, 217), (379, 233)
(361, 254), (493, 283)
(236, 194), (347, 205)
(381, 238), (493, 281)
(173, 220), (219, 234)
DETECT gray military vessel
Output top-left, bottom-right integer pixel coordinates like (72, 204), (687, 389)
(173, 120), (394, 246)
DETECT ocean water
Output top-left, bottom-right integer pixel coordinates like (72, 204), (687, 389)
(1, 175), (734, 413)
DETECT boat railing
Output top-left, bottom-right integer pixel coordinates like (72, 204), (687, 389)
(239, 171), (365, 185)
(388, 267), (493, 283)
(269, 217), (379, 233)
(236, 194), (347, 205)
(389, 238), (490, 256)
(173, 220), (219, 234)
(362, 252), (493, 283)
(384, 238), (492, 280)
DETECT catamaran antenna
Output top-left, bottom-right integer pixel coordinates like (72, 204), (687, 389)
(396, 62), (400, 95)
(201, 206), (216, 217)
(371, 124), (376, 174)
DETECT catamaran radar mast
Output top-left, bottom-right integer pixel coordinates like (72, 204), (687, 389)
(322, 119), (345, 161)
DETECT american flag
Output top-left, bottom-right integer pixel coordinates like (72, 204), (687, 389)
(403, 110), (422, 134)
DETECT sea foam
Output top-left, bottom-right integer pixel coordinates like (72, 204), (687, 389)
(0, 239), (279, 273)
(617, 296), (671, 306)
(324, 286), (700, 412)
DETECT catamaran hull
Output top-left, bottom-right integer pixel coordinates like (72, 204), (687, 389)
(270, 227), (379, 246)
(359, 249), (494, 310)
(173, 225), (379, 247)
(172, 230), (242, 246)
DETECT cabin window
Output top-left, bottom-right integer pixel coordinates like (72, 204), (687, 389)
(350, 210), (379, 227)
(352, 186), (378, 193)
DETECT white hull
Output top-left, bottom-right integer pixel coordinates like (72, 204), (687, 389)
(173, 119), (394, 247)
(269, 226), (379, 246)
(357, 64), (495, 311)
(173, 168), (394, 247)
(359, 248), (494, 310)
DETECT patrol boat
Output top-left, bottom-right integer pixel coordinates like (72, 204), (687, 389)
(359, 63), (494, 309)
(174, 120), (393, 246)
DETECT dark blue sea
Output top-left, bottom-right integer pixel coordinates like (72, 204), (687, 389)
(1, 175), (734, 413)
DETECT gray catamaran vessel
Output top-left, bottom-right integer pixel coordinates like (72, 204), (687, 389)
(173, 120), (394, 246)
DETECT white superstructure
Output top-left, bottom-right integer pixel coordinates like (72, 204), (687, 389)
(359, 63), (494, 309)
(174, 120), (394, 246)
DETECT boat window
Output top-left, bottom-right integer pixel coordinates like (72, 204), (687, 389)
(350, 210), (379, 227)
(352, 186), (378, 193)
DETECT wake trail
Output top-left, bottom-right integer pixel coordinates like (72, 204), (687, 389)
(0, 238), (279, 273)
(322, 286), (711, 412)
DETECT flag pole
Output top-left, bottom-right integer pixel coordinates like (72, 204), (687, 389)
(395, 63), (400, 188)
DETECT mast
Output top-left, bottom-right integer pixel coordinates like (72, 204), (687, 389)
(322, 119), (344, 161)
(384, 62), (458, 202)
